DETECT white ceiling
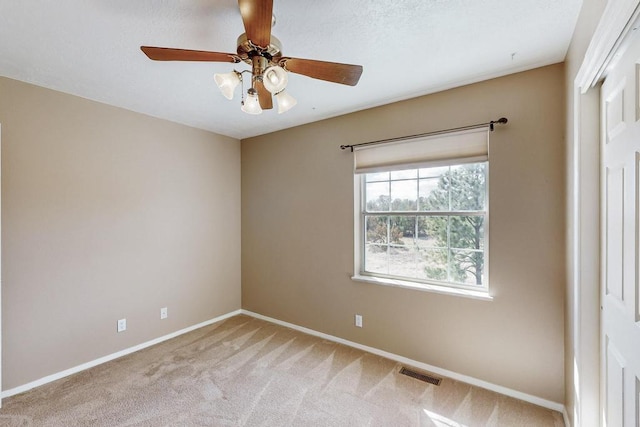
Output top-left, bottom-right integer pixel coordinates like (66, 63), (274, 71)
(0, 0), (582, 140)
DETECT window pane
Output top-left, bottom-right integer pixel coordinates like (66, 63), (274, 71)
(389, 245), (418, 277)
(418, 178), (448, 211)
(417, 216), (448, 248)
(417, 247), (448, 282)
(390, 216), (416, 245)
(366, 216), (388, 244)
(449, 215), (485, 250)
(365, 244), (388, 274)
(390, 169), (417, 180)
(449, 249), (484, 285)
(391, 180), (417, 210)
(449, 163), (486, 211)
(366, 182), (390, 211)
(419, 166), (449, 178)
(361, 162), (488, 289)
(366, 172), (390, 182)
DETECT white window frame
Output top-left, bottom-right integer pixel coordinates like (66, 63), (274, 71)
(352, 162), (492, 301)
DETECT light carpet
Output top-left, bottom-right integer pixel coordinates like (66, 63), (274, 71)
(0, 315), (564, 426)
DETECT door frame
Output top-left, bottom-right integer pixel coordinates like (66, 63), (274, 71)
(573, 0), (640, 425)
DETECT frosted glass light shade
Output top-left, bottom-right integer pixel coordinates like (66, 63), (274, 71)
(241, 90), (263, 115)
(263, 66), (288, 94)
(275, 90), (297, 114)
(214, 71), (241, 100)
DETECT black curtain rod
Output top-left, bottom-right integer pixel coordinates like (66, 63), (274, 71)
(339, 117), (508, 152)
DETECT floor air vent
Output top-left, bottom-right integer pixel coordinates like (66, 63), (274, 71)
(399, 367), (442, 386)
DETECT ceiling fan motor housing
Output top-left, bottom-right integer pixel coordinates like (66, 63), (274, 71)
(236, 33), (282, 66)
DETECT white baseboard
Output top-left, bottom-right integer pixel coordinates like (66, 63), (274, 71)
(241, 309), (566, 414)
(1, 309), (242, 399)
(3, 308), (567, 417)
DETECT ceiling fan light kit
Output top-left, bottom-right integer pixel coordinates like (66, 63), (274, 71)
(262, 65), (287, 93)
(141, 0), (363, 117)
(275, 89), (296, 114)
(241, 87), (263, 115)
(213, 71), (242, 100)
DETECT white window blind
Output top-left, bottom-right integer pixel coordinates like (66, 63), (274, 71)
(353, 128), (489, 174)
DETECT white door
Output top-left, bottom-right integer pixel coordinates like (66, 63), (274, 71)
(0, 124), (2, 409)
(601, 31), (640, 427)
(0, 124), (2, 408)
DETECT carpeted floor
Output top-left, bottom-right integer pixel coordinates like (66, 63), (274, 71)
(0, 315), (564, 426)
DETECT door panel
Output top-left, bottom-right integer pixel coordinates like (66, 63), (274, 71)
(606, 80), (626, 142)
(606, 166), (624, 304)
(636, 153), (640, 323)
(601, 31), (640, 427)
(605, 338), (625, 427)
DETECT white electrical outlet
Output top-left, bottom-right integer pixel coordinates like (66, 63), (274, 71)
(117, 318), (127, 332)
(160, 307), (168, 320)
(355, 314), (363, 328)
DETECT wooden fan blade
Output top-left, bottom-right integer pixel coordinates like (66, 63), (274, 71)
(255, 80), (273, 110)
(279, 57), (363, 86)
(238, 0), (273, 48)
(141, 46), (239, 63)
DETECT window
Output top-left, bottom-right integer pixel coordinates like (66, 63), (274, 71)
(352, 128), (490, 296)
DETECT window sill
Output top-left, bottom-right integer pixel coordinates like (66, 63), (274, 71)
(351, 275), (493, 301)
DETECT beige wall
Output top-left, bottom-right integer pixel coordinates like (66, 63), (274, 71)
(242, 64), (566, 403)
(0, 58), (568, 405)
(0, 77), (241, 390)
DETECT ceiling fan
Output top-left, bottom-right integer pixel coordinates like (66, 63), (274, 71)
(140, 0), (363, 115)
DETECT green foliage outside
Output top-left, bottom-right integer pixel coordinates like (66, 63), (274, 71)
(365, 163), (486, 285)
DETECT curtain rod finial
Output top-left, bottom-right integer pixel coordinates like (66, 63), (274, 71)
(489, 117), (508, 131)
